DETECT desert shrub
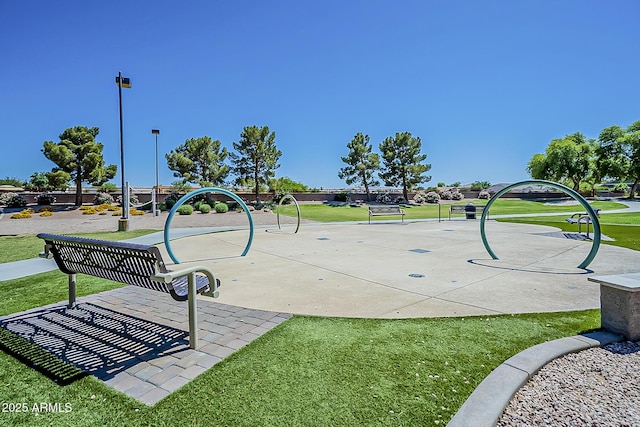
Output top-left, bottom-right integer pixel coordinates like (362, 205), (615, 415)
(0, 192), (19, 206)
(5, 194), (27, 208)
(130, 208), (145, 216)
(94, 192), (114, 205)
(39, 210), (53, 217)
(376, 193), (392, 204)
(116, 193), (139, 206)
(451, 190), (464, 201)
(425, 191), (440, 203)
(177, 205), (193, 215)
(478, 190), (491, 200)
(215, 202), (229, 213)
(36, 193), (56, 205)
(11, 209), (32, 219)
(413, 192), (427, 204)
(199, 203), (211, 213)
(440, 190), (453, 200)
(82, 207), (98, 215)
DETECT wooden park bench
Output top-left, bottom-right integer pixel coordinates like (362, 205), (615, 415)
(449, 204), (487, 220)
(565, 209), (601, 238)
(368, 205), (406, 223)
(37, 233), (220, 349)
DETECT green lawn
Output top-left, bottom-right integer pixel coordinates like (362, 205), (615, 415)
(0, 294), (599, 426)
(497, 213), (640, 251)
(0, 230), (159, 264)
(277, 199), (625, 222)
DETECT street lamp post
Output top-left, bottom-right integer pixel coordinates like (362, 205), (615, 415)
(151, 129), (160, 216)
(115, 71), (131, 231)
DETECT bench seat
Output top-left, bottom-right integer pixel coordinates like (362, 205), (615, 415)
(368, 205), (406, 223)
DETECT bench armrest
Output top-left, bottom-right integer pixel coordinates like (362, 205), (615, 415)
(151, 265), (220, 298)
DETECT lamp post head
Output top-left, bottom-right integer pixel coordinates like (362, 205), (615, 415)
(151, 129), (160, 135)
(115, 75), (131, 88)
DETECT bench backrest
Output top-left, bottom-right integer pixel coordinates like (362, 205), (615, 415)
(38, 233), (173, 294)
(450, 205), (486, 213)
(369, 205), (403, 213)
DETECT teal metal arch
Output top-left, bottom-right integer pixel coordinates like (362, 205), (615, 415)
(480, 180), (601, 269)
(164, 187), (254, 264)
(276, 194), (301, 233)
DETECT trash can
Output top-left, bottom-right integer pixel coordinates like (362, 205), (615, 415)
(465, 203), (476, 219)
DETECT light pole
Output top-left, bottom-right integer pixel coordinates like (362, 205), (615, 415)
(115, 71), (131, 231)
(151, 129), (160, 216)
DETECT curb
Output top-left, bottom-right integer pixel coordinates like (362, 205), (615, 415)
(446, 331), (623, 427)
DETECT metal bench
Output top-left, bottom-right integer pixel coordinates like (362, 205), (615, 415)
(368, 205), (406, 223)
(566, 209), (601, 238)
(37, 233), (220, 349)
(449, 204), (486, 220)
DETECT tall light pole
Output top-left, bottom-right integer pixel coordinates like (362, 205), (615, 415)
(151, 129), (160, 216)
(115, 71), (131, 231)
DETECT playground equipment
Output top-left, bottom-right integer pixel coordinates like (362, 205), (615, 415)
(164, 188), (254, 264)
(479, 180), (601, 269)
(274, 194), (301, 233)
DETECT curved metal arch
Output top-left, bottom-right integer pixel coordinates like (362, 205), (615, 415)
(276, 194), (301, 233)
(479, 179), (601, 269)
(163, 187), (254, 264)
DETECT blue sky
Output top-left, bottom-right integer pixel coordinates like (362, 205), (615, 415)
(2, 1), (639, 190)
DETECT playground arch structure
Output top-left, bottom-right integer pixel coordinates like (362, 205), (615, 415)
(163, 187), (255, 264)
(275, 194), (301, 234)
(479, 179), (601, 270)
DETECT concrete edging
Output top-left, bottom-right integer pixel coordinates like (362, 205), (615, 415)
(447, 331), (623, 427)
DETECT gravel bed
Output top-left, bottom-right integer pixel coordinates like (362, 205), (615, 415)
(498, 340), (640, 426)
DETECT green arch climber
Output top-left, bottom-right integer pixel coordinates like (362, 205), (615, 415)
(479, 180), (601, 269)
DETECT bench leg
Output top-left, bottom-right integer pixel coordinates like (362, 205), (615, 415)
(188, 272), (198, 349)
(68, 273), (77, 308)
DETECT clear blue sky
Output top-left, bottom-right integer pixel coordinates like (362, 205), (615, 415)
(2, 1), (639, 190)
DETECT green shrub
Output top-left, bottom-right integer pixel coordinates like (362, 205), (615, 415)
(177, 205), (194, 215)
(165, 199), (176, 210)
(36, 193), (56, 205)
(198, 203), (211, 213)
(194, 200), (203, 211)
(215, 202), (229, 213)
(5, 194), (27, 208)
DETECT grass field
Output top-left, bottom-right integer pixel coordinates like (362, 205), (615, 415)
(0, 229), (158, 264)
(276, 199), (625, 222)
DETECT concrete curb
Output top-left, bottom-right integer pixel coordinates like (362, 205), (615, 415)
(447, 331), (623, 427)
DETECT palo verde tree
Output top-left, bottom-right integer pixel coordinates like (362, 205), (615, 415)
(42, 126), (116, 206)
(526, 132), (594, 191)
(596, 120), (640, 197)
(230, 125), (282, 203)
(338, 132), (380, 201)
(379, 131), (431, 201)
(166, 136), (230, 187)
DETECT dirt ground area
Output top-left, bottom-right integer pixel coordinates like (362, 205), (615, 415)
(0, 204), (300, 235)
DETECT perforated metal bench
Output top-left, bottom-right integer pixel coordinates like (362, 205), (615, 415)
(38, 233), (220, 349)
(368, 205), (406, 223)
(566, 209), (601, 238)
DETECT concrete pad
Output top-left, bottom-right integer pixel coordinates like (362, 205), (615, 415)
(160, 220), (640, 318)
